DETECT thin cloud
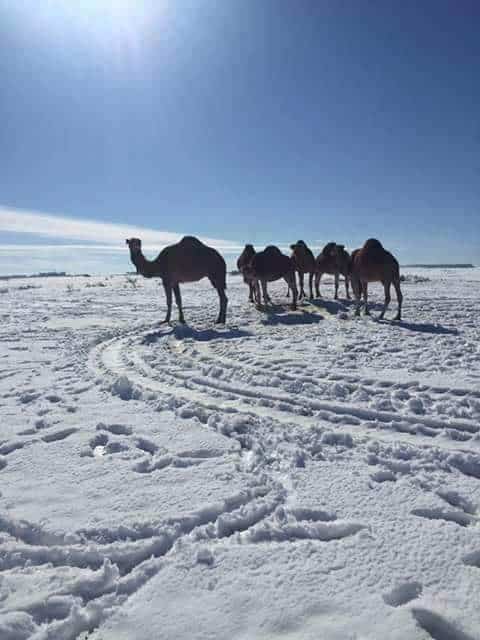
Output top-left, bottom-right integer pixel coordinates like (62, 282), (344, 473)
(0, 205), (241, 250)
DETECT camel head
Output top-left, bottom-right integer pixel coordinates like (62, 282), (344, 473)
(126, 238), (142, 254)
(322, 242), (338, 258)
(240, 244), (256, 261)
(290, 240), (308, 253)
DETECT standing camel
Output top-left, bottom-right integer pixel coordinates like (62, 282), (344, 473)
(350, 238), (403, 320)
(315, 243), (351, 300)
(237, 244), (257, 303)
(125, 236), (228, 324)
(290, 240), (316, 300)
(243, 245), (298, 311)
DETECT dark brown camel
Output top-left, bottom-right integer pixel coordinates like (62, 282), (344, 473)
(243, 245), (298, 310)
(125, 236), (228, 324)
(290, 240), (316, 300)
(350, 238), (403, 320)
(315, 242), (351, 300)
(237, 244), (257, 303)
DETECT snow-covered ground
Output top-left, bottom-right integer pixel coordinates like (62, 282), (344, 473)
(1, 268), (479, 640)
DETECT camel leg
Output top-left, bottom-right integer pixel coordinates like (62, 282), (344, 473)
(215, 287), (228, 324)
(253, 280), (261, 306)
(308, 272), (314, 300)
(363, 283), (370, 315)
(248, 281), (255, 303)
(334, 272), (339, 300)
(162, 282), (173, 323)
(173, 284), (185, 324)
(315, 272), (322, 298)
(379, 281), (391, 320)
(393, 279), (403, 321)
(208, 276), (228, 323)
(353, 278), (361, 316)
(260, 280), (270, 306)
(298, 272), (305, 300)
(345, 273), (351, 299)
(286, 273), (297, 311)
(252, 282), (259, 303)
(286, 285), (290, 298)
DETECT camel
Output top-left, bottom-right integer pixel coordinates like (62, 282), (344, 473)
(349, 238), (403, 320)
(243, 245), (298, 310)
(290, 240), (316, 299)
(237, 244), (257, 303)
(315, 242), (351, 300)
(125, 236), (228, 324)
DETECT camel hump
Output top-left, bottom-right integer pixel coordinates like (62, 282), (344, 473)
(364, 238), (384, 251)
(291, 240), (310, 251)
(179, 235), (205, 248)
(264, 245), (283, 256)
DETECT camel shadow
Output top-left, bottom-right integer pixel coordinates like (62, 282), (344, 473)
(173, 325), (252, 342)
(259, 304), (323, 326)
(307, 298), (350, 315)
(142, 325), (251, 344)
(376, 319), (459, 335)
(141, 328), (173, 344)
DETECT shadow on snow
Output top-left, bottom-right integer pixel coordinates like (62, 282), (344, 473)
(376, 319), (459, 335)
(258, 303), (323, 325)
(142, 325), (252, 344)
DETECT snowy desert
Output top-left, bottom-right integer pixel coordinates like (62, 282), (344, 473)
(1, 268), (480, 640)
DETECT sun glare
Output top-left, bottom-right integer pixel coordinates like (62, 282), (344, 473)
(22, 0), (167, 60)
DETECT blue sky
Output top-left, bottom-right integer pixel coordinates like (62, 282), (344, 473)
(1, 0), (479, 274)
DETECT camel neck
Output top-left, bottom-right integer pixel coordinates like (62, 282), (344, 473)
(130, 250), (157, 277)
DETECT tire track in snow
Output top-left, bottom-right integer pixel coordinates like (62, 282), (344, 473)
(88, 328), (480, 456)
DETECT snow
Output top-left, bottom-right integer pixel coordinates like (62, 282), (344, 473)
(0, 268), (479, 639)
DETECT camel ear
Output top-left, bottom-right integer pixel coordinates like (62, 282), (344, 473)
(125, 239), (129, 245)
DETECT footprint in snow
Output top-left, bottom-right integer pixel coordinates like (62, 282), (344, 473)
(437, 489), (476, 515)
(135, 437), (158, 455)
(0, 440), (27, 455)
(383, 581), (422, 607)
(96, 422), (132, 436)
(411, 507), (476, 528)
(80, 432), (109, 457)
(463, 550), (480, 569)
(411, 607), (476, 640)
(41, 427), (78, 443)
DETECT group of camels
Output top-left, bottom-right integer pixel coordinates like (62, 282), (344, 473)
(125, 236), (403, 325)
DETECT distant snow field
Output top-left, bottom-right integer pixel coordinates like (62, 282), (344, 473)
(1, 268), (479, 639)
